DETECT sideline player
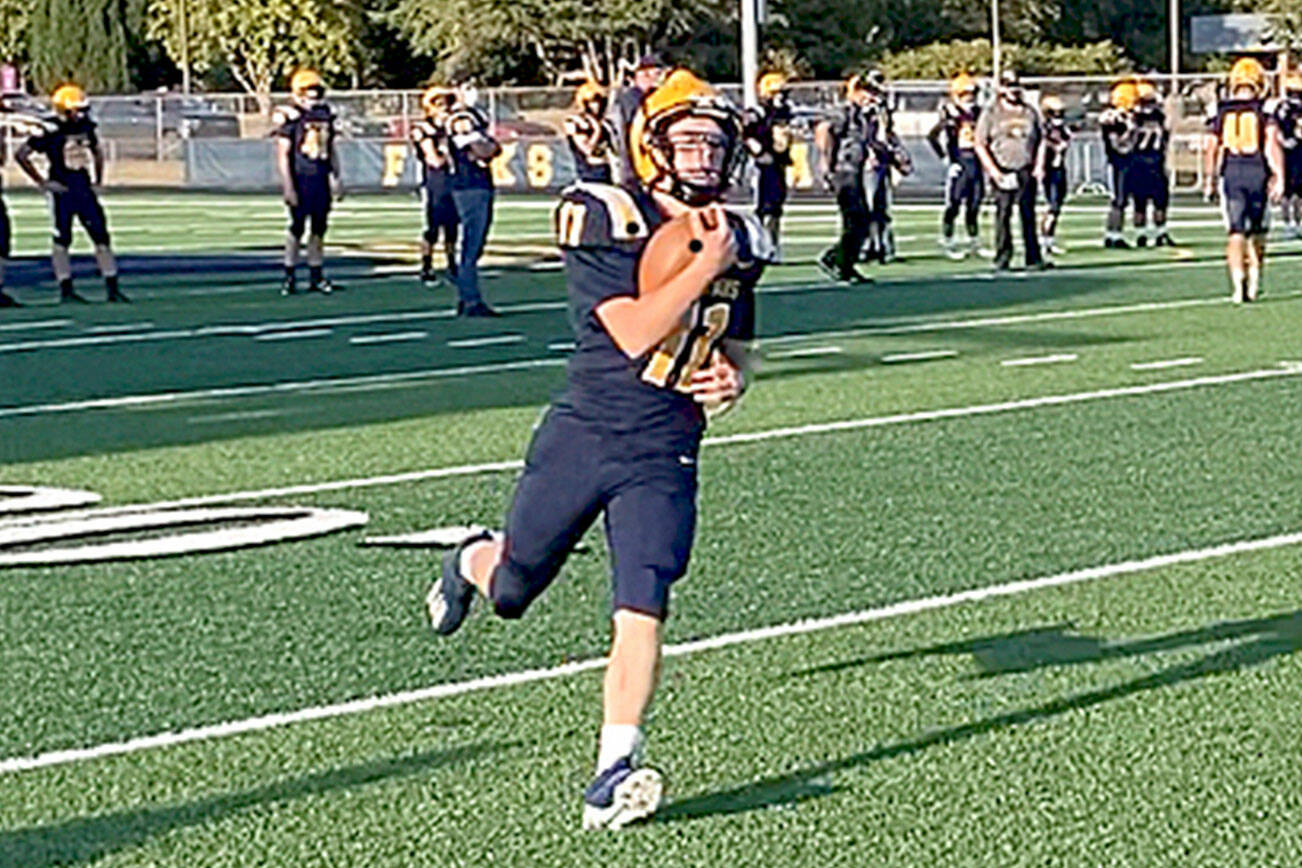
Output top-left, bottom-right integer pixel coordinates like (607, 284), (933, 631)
(861, 70), (908, 263)
(928, 72), (984, 259)
(564, 80), (616, 184)
(411, 84), (459, 286)
(816, 74), (875, 283)
(1099, 79), (1136, 248)
(1129, 79), (1175, 247)
(1272, 72), (1302, 238)
(1203, 57), (1284, 303)
(0, 98), (27, 308)
(1038, 95), (1072, 256)
(743, 71), (793, 253)
(15, 83), (126, 304)
(424, 69), (771, 830)
(445, 85), (502, 317)
(274, 69), (343, 296)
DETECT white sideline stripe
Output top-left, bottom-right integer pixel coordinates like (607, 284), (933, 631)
(0, 359), (566, 420)
(85, 322), (155, 334)
(1002, 353), (1079, 367)
(0, 319), (70, 333)
(766, 345), (844, 359)
(349, 331), (428, 346)
(253, 329), (333, 342)
(1131, 356), (1204, 371)
(881, 349), (957, 364)
(187, 409), (287, 425)
(546, 340), (576, 352)
(447, 334), (525, 349)
(4, 528), (1301, 775)
(13, 363), (1302, 527)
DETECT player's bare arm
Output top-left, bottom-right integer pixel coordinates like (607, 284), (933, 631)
(277, 137), (296, 207)
(1267, 124), (1285, 203)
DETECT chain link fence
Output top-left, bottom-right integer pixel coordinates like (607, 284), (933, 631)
(0, 73), (1257, 193)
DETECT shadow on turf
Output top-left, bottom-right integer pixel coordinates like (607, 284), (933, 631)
(0, 739), (515, 866)
(658, 610), (1302, 824)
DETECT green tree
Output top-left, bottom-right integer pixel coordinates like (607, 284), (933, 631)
(388, 0), (730, 84)
(0, 0), (28, 65)
(880, 37), (1126, 77)
(28, 0), (132, 92)
(148, 0), (363, 110)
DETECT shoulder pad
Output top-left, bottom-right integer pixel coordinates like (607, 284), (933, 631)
(725, 208), (777, 265)
(447, 111), (481, 135)
(555, 183), (652, 249)
(272, 105), (301, 125)
(563, 114), (588, 136)
(2, 112), (55, 137)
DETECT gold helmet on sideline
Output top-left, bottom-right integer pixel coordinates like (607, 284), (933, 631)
(290, 68), (326, 104)
(51, 83), (89, 116)
(574, 79), (608, 111)
(949, 72), (976, 100)
(420, 83), (455, 116)
(1041, 95), (1064, 116)
(1135, 78), (1158, 105)
(1109, 79), (1138, 110)
(629, 68), (743, 205)
(1228, 57), (1266, 96)
(758, 72), (787, 100)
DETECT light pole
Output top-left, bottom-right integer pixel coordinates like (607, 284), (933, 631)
(1169, 0), (1179, 94)
(179, 0), (191, 95)
(741, 0), (759, 110)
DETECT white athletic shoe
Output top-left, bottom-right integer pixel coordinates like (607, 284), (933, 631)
(581, 759), (664, 830)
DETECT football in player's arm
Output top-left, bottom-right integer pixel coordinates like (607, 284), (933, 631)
(274, 68), (342, 296)
(1202, 58), (1285, 303)
(1037, 95), (1072, 256)
(14, 84), (126, 304)
(927, 73), (984, 259)
(424, 69), (772, 831)
(743, 72), (794, 249)
(564, 80), (616, 185)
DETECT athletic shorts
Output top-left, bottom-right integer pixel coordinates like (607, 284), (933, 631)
(288, 176), (332, 238)
(489, 406), (699, 621)
(50, 183), (110, 247)
(1043, 167), (1067, 213)
(1220, 169), (1269, 236)
(1128, 162), (1169, 211)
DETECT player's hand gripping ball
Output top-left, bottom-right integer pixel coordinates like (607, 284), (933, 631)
(637, 205), (738, 294)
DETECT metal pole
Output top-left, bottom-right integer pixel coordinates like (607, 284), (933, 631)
(1169, 0), (1178, 94)
(741, 0), (759, 110)
(991, 0), (1002, 83)
(179, 0), (191, 94)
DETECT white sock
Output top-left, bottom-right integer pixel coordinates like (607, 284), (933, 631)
(597, 724), (643, 774)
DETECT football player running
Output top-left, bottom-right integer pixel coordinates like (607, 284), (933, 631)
(927, 72), (985, 260)
(274, 69), (343, 296)
(743, 71), (794, 256)
(15, 84), (126, 304)
(411, 84), (459, 287)
(1272, 72), (1302, 238)
(1203, 58), (1284, 303)
(1129, 79), (1175, 247)
(1037, 95), (1072, 256)
(424, 69), (772, 830)
(564, 79), (617, 184)
(1099, 80), (1137, 249)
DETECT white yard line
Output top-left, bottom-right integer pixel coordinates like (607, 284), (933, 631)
(767, 345), (845, 360)
(1130, 357), (1204, 371)
(187, 409), (287, 425)
(4, 527), (1300, 775)
(1002, 353), (1079, 367)
(252, 329), (333, 342)
(0, 319), (72, 333)
(10, 363), (1300, 527)
(349, 331), (428, 346)
(447, 334), (526, 349)
(881, 349), (958, 364)
(84, 322), (156, 334)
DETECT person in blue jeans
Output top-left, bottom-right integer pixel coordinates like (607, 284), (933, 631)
(445, 88), (502, 317)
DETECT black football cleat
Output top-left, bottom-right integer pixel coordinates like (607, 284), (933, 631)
(281, 276), (298, 296)
(309, 279), (339, 295)
(106, 288), (131, 303)
(425, 531), (492, 636)
(1154, 232), (1176, 247)
(60, 287), (89, 304)
(457, 301), (501, 318)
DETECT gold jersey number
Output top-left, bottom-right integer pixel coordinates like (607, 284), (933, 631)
(642, 301), (731, 392)
(63, 138), (92, 171)
(300, 121), (332, 161)
(957, 122), (976, 149)
(1221, 111), (1260, 156)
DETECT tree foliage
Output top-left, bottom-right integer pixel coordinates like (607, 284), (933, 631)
(147, 0), (363, 108)
(387, 0), (731, 84)
(880, 37), (1127, 78)
(0, 0), (28, 65)
(28, 0), (132, 91)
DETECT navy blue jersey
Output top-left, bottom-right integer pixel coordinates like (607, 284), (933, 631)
(273, 103), (336, 179)
(410, 117), (452, 193)
(1208, 98), (1275, 177)
(1099, 107), (1134, 161)
(553, 182), (770, 445)
(26, 114), (98, 187)
(1271, 97), (1302, 152)
(744, 98), (794, 168)
(563, 112), (616, 183)
(446, 107), (497, 191)
(1130, 106), (1169, 169)
(927, 101), (980, 164)
(1042, 118), (1072, 170)
(826, 104), (875, 184)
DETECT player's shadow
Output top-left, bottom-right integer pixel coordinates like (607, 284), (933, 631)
(0, 739), (514, 867)
(657, 610), (1302, 824)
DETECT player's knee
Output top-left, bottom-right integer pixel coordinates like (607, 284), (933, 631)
(52, 230), (72, 248)
(488, 560), (549, 620)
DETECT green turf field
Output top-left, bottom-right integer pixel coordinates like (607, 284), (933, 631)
(2, 189), (1301, 865)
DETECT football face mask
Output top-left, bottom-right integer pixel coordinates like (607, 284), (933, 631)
(663, 117), (732, 204)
